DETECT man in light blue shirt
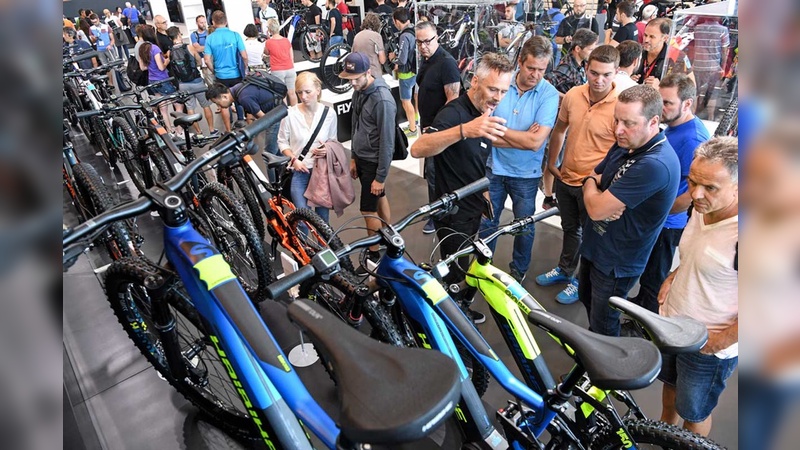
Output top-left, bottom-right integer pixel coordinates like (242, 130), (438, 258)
(204, 10), (248, 132)
(479, 36), (560, 282)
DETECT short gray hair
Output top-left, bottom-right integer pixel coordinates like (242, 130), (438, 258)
(474, 53), (514, 80)
(415, 20), (436, 34)
(694, 137), (739, 183)
(618, 85), (663, 123)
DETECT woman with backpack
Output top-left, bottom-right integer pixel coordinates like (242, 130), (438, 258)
(167, 27), (218, 138)
(263, 19), (297, 105)
(138, 25), (184, 136)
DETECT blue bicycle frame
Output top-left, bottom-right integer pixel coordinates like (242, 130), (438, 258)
(163, 217), (342, 449)
(374, 254), (558, 445)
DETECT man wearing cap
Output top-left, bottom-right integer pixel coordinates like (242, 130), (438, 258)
(341, 52), (397, 265)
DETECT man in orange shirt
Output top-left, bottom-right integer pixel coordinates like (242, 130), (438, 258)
(535, 45), (620, 304)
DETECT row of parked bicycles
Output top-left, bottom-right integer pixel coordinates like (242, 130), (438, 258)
(63, 46), (727, 449)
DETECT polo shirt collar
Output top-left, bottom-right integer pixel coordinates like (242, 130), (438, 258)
(628, 132), (667, 157)
(579, 83), (618, 104)
(510, 70), (545, 96)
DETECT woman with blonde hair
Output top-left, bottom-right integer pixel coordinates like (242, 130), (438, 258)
(264, 18), (297, 105)
(277, 72), (337, 221)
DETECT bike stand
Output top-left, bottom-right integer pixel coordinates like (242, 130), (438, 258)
(287, 331), (318, 368)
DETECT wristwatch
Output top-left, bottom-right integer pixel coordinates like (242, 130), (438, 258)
(581, 176), (598, 186)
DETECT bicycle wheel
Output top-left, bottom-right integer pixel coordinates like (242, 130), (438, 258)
(300, 29), (327, 63)
(714, 96), (738, 137)
(454, 334), (490, 398)
(593, 419), (724, 449)
(199, 182), (274, 303)
(72, 163), (139, 259)
(90, 116), (115, 165)
(319, 43), (353, 94)
(104, 258), (268, 442)
(285, 207), (356, 273)
(217, 166), (266, 240)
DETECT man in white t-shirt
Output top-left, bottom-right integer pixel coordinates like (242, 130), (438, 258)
(614, 40), (640, 94)
(657, 136), (739, 437)
(257, 0), (279, 36)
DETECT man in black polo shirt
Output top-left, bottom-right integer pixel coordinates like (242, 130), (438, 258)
(554, 0), (600, 50)
(415, 20), (462, 234)
(411, 53), (514, 324)
(635, 18), (693, 88)
(579, 85), (680, 337)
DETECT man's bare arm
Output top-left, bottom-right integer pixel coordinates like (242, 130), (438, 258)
(493, 123), (552, 151)
(444, 82), (460, 103)
(670, 191), (693, 214)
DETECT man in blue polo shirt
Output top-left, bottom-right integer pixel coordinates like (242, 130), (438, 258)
(625, 74), (710, 320)
(478, 36), (559, 282)
(579, 84), (680, 337)
(204, 10), (248, 132)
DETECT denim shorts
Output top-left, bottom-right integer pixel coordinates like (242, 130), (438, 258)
(659, 351), (738, 422)
(148, 80), (177, 96)
(398, 75), (416, 101)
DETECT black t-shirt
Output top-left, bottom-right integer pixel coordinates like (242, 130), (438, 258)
(374, 4), (394, 16)
(427, 94), (490, 218)
(417, 47), (461, 128)
(613, 22), (638, 43)
(156, 31), (173, 54)
(328, 8), (343, 36)
(555, 15), (600, 39)
(305, 5), (322, 27)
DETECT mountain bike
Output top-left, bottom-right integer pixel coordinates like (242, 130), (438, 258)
(63, 108), (463, 449)
(268, 179), (720, 449)
(428, 209), (725, 449)
(279, 6), (328, 63)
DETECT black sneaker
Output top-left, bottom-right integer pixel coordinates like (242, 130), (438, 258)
(467, 308), (486, 324)
(542, 196), (558, 210)
(509, 267), (526, 283)
(619, 319), (645, 338)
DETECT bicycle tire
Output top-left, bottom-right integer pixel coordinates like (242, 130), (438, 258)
(593, 418), (725, 449)
(285, 207), (356, 273)
(149, 144), (173, 186)
(454, 334), (490, 398)
(199, 182), (274, 303)
(714, 96), (738, 137)
(217, 166), (266, 241)
(300, 29), (327, 63)
(103, 258), (268, 443)
(319, 43), (353, 94)
(90, 116), (115, 165)
(72, 163), (138, 259)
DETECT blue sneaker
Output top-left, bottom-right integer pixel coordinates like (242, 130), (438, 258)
(535, 267), (571, 286)
(556, 279), (580, 305)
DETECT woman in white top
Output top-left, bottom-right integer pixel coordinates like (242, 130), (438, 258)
(243, 24), (266, 69)
(278, 72), (338, 222)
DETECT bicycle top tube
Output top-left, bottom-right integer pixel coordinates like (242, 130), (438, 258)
(62, 105), (288, 249)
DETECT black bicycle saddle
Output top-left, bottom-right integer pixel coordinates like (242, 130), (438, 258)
(527, 309), (662, 391)
(262, 151), (292, 169)
(170, 112), (203, 128)
(609, 296), (708, 354)
(287, 299), (461, 445)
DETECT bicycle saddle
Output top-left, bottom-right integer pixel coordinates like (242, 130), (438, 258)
(609, 296), (708, 354)
(170, 112), (203, 128)
(527, 309), (661, 391)
(262, 151), (291, 169)
(287, 299), (461, 444)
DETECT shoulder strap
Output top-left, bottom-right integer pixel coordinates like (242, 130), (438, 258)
(298, 106), (330, 162)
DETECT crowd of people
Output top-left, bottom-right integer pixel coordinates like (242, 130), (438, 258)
(64, 0), (737, 439)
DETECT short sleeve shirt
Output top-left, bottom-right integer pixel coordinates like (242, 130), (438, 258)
(328, 8), (343, 36)
(417, 46), (461, 128)
(488, 76), (559, 178)
(352, 29), (385, 78)
(427, 94), (490, 217)
(305, 5), (322, 26)
(558, 84), (618, 185)
(231, 83), (277, 116)
(191, 30), (207, 58)
(663, 116), (711, 229)
(637, 45), (692, 82)
(580, 133), (681, 277)
(205, 27), (246, 80)
(613, 22), (638, 43)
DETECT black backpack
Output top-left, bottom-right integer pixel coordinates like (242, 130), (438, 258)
(241, 70), (288, 103)
(126, 55), (148, 86)
(169, 45), (200, 83)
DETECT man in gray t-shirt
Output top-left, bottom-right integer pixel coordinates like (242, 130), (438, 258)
(352, 13), (386, 78)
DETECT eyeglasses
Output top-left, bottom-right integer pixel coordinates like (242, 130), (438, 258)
(416, 35), (437, 47)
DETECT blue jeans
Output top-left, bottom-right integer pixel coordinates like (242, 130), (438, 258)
(290, 169), (330, 222)
(631, 227), (683, 313)
(659, 352), (738, 422)
(329, 35), (344, 56)
(578, 257), (638, 336)
(479, 169), (540, 274)
(263, 122), (281, 182)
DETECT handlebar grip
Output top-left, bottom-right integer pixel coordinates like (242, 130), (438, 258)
(65, 51), (99, 64)
(240, 105), (289, 141)
(452, 177), (489, 201)
(76, 109), (103, 119)
(265, 264), (317, 299)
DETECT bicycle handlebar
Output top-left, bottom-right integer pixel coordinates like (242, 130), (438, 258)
(62, 105), (288, 250)
(264, 177), (490, 298)
(64, 59), (125, 78)
(438, 207), (560, 268)
(63, 50), (99, 65)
